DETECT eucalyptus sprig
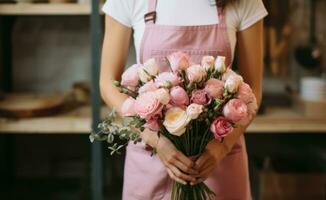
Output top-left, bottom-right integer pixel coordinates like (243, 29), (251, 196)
(89, 109), (144, 155)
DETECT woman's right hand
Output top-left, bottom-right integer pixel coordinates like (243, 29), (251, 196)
(155, 135), (198, 185)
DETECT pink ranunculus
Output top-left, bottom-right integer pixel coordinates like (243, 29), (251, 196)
(204, 78), (225, 99)
(210, 116), (233, 140)
(201, 56), (215, 71)
(155, 72), (181, 88)
(121, 97), (136, 117)
(236, 82), (254, 104)
(144, 116), (160, 132)
(186, 65), (207, 83)
(167, 51), (190, 72)
(223, 99), (248, 122)
(191, 89), (210, 105)
(170, 86), (189, 106)
(138, 80), (158, 94)
(121, 64), (141, 87)
(225, 74), (243, 93)
(134, 92), (163, 119)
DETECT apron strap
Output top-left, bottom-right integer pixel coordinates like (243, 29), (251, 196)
(217, 6), (226, 28)
(144, 0), (157, 24)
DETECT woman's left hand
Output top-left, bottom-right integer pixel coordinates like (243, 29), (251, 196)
(190, 140), (228, 185)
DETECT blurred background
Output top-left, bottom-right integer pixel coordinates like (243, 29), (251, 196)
(0, 0), (325, 200)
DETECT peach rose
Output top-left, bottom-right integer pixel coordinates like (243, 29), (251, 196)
(186, 103), (203, 119)
(138, 58), (160, 83)
(225, 74), (243, 93)
(215, 56), (227, 73)
(163, 107), (191, 136)
(236, 82), (254, 104)
(201, 56), (215, 71)
(186, 65), (207, 83)
(204, 78), (225, 99)
(155, 88), (170, 105)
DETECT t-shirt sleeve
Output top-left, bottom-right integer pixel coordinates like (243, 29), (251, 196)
(102, 0), (133, 27)
(236, 0), (268, 31)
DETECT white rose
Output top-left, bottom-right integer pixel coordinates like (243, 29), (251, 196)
(155, 88), (170, 105)
(225, 74), (243, 93)
(215, 56), (226, 73)
(163, 107), (191, 136)
(186, 103), (204, 119)
(138, 58), (160, 83)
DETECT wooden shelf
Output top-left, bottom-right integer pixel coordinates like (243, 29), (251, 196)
(0, 3), (95, 15)
(247, 107), (326, 133)
(0, 106), (326, 134)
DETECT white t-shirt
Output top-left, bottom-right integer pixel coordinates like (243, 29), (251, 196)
(102, 0), (268, 63)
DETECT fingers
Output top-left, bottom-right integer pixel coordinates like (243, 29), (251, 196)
(175, 151), (194, 169)
(190, 163), (215, 185)
(168, 164), (197, 183)
(167, 168), (187, 185)
(173, 159), (198, 175)
(194, 152), (209, 170)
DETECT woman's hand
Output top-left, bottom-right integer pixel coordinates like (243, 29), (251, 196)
(155, 135), (199, 185)
(191, 140), (228, 185)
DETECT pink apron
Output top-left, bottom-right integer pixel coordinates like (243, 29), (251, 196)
(123, 0), (251, 199)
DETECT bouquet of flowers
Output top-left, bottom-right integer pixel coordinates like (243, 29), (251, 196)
(90, 52), (258, 200)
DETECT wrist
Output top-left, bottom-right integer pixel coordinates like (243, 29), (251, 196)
(140, 128), (159, 148)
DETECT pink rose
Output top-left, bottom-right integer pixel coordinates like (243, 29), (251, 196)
(201, 56), (215, 71)
(223, 99), (248, 122)
(170, 86), (189, 106)
(121, 64), (140, 87)
(167, 51), (190, 72)
(204, 78), (225, 99)
(191, 89), (210, 105)
(144, 116), (160, 132)
(247, 97), (258, 116)
(138, 80), (158, 94)
(186, 65), (207, 83)
(225, 74), (243, 93)
(121, 97), (136, 117)
(135, 92), (163, 119)
(237, 97), (258, 126)
(236, 82), (254, 104)
(210, 117), (233, 140)
(155, 72), (181, 88)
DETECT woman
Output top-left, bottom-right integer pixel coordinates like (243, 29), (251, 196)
(100, 0), (267, 199)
